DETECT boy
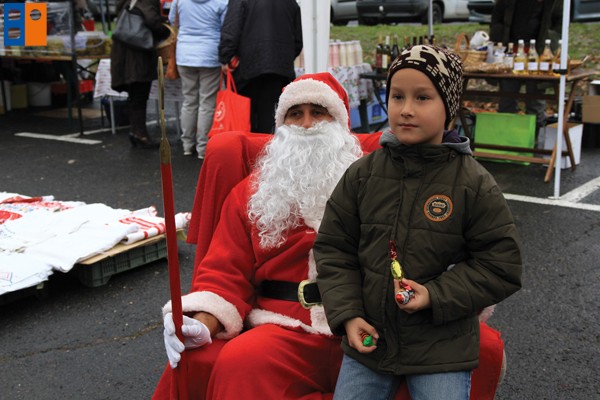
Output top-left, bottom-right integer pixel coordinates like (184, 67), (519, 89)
(314, 45), (523, 400)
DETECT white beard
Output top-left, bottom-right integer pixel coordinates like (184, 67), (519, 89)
(248, 120), (363, 250)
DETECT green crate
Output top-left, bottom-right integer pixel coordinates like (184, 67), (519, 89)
(474, 112), (536, 164)
(77, 239), (167, 287)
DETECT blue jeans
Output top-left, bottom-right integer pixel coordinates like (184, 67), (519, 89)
(333, 354), (471, 400)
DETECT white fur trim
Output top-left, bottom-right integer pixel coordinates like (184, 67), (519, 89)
(479, 305), (496, 323)
(162, 291), (244, 339)
(274, 78), (349, 128)
(307, 250), (317, 281)
(247, 307), (333, 336)
(310, 305), (332, 334)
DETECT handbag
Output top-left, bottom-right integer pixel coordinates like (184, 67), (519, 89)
(208, 69), (251, 138)
(112, 0), (154, 51)
(164, 0), (179, 80)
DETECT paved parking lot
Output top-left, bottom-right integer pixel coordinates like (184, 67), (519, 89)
(1, 104), (599, 399)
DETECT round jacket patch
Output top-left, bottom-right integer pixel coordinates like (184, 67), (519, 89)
(424, 195), (453, 222)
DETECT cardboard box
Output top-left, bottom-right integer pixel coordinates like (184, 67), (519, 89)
(474, 112), (536, 164)
(582, 95), (600, 124)
(583, 80), (600, 124)
(543, 122), (583, 169)
(10, 84), (28, 109)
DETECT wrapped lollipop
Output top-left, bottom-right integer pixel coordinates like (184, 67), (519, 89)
(389, 241), (415, 305)
(360, 332), (374, 347)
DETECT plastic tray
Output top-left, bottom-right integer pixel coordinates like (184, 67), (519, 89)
(77, 237), (167, 287)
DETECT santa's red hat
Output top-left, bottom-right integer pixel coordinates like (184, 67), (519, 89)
(274, 72), (350, 129)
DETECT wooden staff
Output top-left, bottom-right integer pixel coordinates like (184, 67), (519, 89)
(157, 57), (188, 400)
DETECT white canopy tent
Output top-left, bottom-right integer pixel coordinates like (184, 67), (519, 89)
(298, 0), (331, 73)
(552, 0), (572, 197)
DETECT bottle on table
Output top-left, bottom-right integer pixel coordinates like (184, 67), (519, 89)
(513, 39), (527, 75)
(346, 41), (356, 66)
(527, 39), (539, 75)
(539, 39), (554, 75)
(391, 34), (400, 62)
(504, 42), (514, 69)
(331, 41), (340, 68)
(493, 42), (505, 64)
(381, 35), (391, 74)
(375, 34), (384, 74)
(339, 40), (348, 66)
(552, 39), (564, 76)
(354, 40), (364, 65)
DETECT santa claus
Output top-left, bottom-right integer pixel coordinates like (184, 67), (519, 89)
(155, 72), (367, 399)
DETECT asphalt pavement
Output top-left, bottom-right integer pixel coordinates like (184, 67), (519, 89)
(1, 101), (599, 399)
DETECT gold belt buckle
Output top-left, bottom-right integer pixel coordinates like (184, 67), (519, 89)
(298, 279), (320, 309)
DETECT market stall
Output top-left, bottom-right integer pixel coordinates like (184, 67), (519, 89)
(460, 69), (597, 182)
(0, 192), (189, 304)
(0, 1), (111, 134)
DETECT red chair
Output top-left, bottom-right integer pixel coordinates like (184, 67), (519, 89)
(185, 131), (505, 399)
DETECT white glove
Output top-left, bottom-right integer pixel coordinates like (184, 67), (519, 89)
(163, 313), (212, 369)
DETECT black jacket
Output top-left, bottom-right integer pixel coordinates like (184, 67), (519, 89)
(110, 0), (169, 91)
(490, 0), (562, 53)
(218, 0), (302, 89)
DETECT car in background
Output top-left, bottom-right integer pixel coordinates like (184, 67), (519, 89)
(356, 0), (469, 26)
(468, 0), (600, 24)
(467, 0), (493, 23)
(331, 0), (359, 25)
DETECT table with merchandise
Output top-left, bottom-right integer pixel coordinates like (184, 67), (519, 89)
(459, 69), (598, 182)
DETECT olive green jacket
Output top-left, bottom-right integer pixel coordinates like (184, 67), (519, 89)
(314, 131), (522, 375)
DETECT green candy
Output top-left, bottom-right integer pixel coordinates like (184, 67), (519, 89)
(362, 335), (374, 347)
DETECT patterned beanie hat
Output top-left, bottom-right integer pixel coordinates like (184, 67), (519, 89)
(275, 72), (350, 129)
(386, 45), (463, 128)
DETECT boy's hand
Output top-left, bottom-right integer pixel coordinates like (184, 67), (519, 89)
(343, 317), (379, 354)
(394, 278), (431, 313)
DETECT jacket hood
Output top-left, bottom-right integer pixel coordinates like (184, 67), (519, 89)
(380, 129), (472, 155)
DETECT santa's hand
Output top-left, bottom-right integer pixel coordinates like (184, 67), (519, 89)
(163, 313), (212, 368)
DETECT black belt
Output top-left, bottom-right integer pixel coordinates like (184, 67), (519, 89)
(260, 280), (322, 309)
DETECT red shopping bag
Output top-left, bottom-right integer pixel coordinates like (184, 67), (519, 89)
(208, 69), (251, 138)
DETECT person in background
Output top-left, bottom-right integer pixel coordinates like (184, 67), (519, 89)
(314, 45), (522, 400)
(218, 0), (302, 133)
(111, 0), (169, 149)
(169, 0), (228, 160)
(490, 0), (562, 130)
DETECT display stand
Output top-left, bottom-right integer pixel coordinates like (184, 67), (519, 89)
(459, 70), (598, 182)
(0, 1), (111, 135)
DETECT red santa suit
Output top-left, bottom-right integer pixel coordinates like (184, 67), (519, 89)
(155, 175), (346, 399)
